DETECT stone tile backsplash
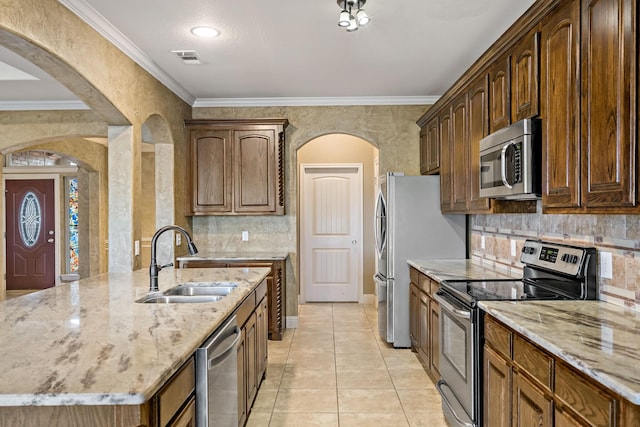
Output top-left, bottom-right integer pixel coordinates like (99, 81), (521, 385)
(471, 204), (640, 311)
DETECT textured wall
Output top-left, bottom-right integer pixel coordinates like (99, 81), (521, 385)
(192, 105), (426, 315)
(471, 205), (640, 311)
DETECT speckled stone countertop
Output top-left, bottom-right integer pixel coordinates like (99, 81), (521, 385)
(480, 300), (640, 404)
(407, 259), (521, 282)
(0, 267), (269, 407)
(177, 252), (289, 262)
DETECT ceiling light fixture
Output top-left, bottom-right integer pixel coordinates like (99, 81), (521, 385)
(337, 0), (370, 32)
(190, 26), (220, 38)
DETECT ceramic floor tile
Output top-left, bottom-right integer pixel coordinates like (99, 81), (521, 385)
(388, 368), (433, 390)
(273, 388), (338, 413)
(338, 388), (404, 414)
(336, 368), (394, 389)
(269, 412), (339, 427)
(251, 388), (278, 412)
(245, 411), (271, 427)
(288, 341), (335, 355)
(405, 410), (450, 427)
(280, 365), (336, 389)
(335, 352), (386, 370)
(396, 388), (441, 412)
(339, 412), (411, 427)
(286, 353), (336, 370)
(334, 340), (380, 354)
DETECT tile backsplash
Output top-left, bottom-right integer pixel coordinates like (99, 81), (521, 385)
(471, 203), (640, 311)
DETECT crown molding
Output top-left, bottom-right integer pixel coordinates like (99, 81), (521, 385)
(0, 100), (90, 111)
(193, 96), (439, 108)
(57, 0), (195, 105)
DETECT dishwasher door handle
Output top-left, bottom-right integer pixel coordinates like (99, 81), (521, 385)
(434, 291), (471, 319)
(208, 326), (241, 370)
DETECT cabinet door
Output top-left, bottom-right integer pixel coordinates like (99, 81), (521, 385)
(418, 292), (430, 366)
(554, 407), (586, 427)
(451, 92), (469, 211)
(512, 371), (553, 427)
(409, 283), (420, 349)
(541, 0), (581, 208)
(484, 346), (511, 427)
(256, 296), (268, 382)
(245, 312), (258, 409)
(190, 130), (232, 213)
(237, 329), (247, 427)
(439, 107), (454, 212)
(468, 73), (492, 212)
(421, 117), (440, 175)
(489, 53), (512, 132)
(512, 30), (540, 121)
(234, 129), (277, 213)
(581, 0), (636, 207)
(168, 397), (196, 427)
(429, 298), (440, 378)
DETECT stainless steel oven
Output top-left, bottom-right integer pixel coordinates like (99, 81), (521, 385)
(435, 239), (597, 427)
(479, 118), (541, 200)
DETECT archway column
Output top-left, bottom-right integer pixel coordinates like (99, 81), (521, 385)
(108, 125), (141, 272)
(154, 143), (175, 264)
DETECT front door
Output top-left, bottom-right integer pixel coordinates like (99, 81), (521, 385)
(5, 179), (56, 290)
(300, 165), (363, 302)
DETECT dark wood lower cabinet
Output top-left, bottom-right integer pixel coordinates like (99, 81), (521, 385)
(484, 346), (511, 427)
(512, 371), (553, 427)
(179, 257), (287, 340)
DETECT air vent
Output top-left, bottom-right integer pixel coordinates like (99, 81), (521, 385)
(171, 50), (202, 65)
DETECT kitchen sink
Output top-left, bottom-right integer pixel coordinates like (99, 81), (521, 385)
(136, 281), (239, 303)
(136, 294), (225, 304)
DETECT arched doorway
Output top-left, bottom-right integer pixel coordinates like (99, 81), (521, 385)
(297, 134), (379, 304)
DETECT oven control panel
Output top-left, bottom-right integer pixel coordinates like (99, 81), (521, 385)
(520, 240), (589, 276)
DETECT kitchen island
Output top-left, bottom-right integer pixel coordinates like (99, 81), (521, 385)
(0, 266), (269, 426)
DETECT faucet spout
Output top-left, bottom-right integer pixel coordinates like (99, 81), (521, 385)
(149, 225), (198, 292)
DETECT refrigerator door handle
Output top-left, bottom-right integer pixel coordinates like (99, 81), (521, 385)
(374, 189), (387, 258)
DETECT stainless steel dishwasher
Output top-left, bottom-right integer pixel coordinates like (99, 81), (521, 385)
(195, 315), (241, 427)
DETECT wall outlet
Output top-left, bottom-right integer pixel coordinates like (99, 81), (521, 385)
(481, 235), (486, 249)
(242, 231), (249, 242)
(176, 233), (182, 246)
(134, 240), (140, 256)
(510, 239), (517, 257)
(600, 251), (613, 279)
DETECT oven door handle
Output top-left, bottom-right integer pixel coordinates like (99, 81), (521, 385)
(436, 380), (475, 427)
(434, 291), (471, 319)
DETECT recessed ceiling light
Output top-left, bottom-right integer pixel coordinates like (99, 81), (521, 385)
(190, 26), (220, 38)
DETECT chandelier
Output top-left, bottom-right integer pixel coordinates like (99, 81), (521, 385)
(337, 0), (370, 32)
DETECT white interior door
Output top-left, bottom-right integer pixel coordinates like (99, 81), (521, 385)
(300, 164), (363, 302)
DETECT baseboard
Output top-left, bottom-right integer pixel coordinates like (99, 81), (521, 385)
(286, 316), (299, 329)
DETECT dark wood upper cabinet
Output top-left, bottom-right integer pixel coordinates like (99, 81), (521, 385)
(489, 54), (512, 132)
(541, 0), (581, 209)
(451, 92), (469, 211)
(468, 73), (492, 212)
(512, 30), (541, 121)
(581, 0), (636, 208)
(186, 119), (288, 216)
(420, 116), (440, 175)
(439, 107), (454, 212)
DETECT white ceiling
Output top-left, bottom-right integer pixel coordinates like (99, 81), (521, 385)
(0, 0), (536, 109)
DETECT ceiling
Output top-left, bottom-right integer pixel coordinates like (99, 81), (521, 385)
(0, 0), (536, 109)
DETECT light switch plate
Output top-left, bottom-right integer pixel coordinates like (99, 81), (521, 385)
(510, 239), (517, 257)
(242, 231), (249, 242)
(481, 235), (485, 249)
(176, 234), (182, 246)
(600, 251), (613, 279)
(134, 240), (140, 256)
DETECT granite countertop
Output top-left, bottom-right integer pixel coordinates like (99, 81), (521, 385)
(0, 267), (270, 407)
(407, 259), (521, 282)
(177, 252), (289, 262)
(480, 300), (640, 404)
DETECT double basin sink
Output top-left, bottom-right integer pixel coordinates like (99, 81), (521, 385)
(136, 281), (238, 304)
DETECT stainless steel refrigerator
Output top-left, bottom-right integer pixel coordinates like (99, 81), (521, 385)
(374, 173), (467, 348)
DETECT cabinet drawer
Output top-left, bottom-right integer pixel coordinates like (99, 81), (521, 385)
(484, 316), (512, 358)
(255, 279), (267, 303)
(410, 268), (420, 285)
(236, 291), (256, 327)
(419, 274), (431, 293)
(513, 335), (553, 391)
(555, 362), (617, 427)
(158, 357), (195, 426)
(430, 280), (440, 295)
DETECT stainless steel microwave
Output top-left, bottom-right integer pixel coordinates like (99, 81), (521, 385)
(479, 118), (541, 200)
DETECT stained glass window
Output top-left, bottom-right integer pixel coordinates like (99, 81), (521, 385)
(68, 178), (79, 273)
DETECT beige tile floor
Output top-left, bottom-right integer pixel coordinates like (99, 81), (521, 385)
(246, 303), (449, 427)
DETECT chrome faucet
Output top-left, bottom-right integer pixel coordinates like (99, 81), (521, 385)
(149, 225), (198, 292)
